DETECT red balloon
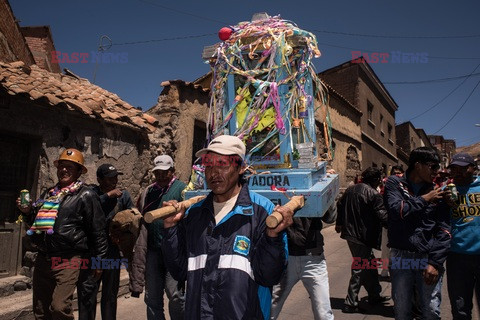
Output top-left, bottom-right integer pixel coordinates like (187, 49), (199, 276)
(218, 27), (233, 41)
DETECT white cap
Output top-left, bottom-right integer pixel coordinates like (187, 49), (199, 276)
(152, 155), (174, 171)
(195, 135), (246, 160)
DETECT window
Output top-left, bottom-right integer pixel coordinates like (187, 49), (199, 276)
(367, 101), (375, 128)
(380, 115), (384, 136)
(388, 123), (394, 145)
(367, 101), (373, 121)
(192, 120), (207, 164)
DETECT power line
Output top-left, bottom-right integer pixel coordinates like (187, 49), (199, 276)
(131, 4), (480, 40)
(111, 33), (216, 46)
(313, 29), (480, 39)
(135, 3), (480, 40)
(106, 36), (480, 63)
(433, 79), (480, 134)
(105, 35), (480, 87)
(406, 63), (480, 121)
(384, 72), (480, 85)
(317, 41), (480, 61)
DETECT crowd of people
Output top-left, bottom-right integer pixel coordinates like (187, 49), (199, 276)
(336, 147), (480, 320)
(16, 138), (479, 320)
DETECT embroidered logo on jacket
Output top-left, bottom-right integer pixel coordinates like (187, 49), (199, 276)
(233, 235), (250, 256)
(242, 208), (252, 215)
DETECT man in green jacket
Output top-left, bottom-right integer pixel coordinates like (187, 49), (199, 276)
(129, 155), (185, 320)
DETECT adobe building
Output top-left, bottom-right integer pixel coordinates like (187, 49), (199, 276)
(395, 122), (434, 169)
(146, 79), (210, 183)
(320, 59), (399, 176)
(316, 82), (362, 189)
(0, 0), (161, 277)
(429, 135), (457, 167)
(0, 60), (160, 276)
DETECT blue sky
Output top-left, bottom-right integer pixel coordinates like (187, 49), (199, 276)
(12, 0), (480, 147)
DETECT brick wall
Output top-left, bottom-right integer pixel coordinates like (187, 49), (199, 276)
(0, 0), (35, 65)
(21, 26), (61, 73)
(320, 66), (358, 106)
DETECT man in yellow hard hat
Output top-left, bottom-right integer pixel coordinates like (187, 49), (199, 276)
(17, 148), (108, 320)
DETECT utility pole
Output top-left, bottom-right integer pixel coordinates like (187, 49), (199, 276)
(92, 35), (112, 84)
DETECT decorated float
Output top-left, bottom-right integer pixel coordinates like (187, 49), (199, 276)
(184, 13), (339, 219)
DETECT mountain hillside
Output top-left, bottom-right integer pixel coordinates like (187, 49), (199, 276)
(456, 141), (480, 159)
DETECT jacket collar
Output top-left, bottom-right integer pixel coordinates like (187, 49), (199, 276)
(401, 171), (434, 195)
(202, 183), (254, 219)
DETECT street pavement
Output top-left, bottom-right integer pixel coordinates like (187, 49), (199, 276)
(79, 225), (479, 319)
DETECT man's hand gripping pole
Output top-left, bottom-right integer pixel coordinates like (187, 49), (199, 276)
(266, 195), (305, 229)
(144, 196), (206, 223)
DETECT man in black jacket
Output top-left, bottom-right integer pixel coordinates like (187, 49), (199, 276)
(336, 167), (389, 313)
(17, 148), (108, 320)
(384, 147), (451, 320)
(78, 164), (134, 320)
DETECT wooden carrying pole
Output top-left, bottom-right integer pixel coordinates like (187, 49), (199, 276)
(143, 196), (206, 223)
(266, 195), (305, 229)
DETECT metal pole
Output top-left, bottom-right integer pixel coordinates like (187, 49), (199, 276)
(92, 35), (112, 84)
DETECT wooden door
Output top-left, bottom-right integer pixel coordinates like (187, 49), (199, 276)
(0, 133), (30, 277)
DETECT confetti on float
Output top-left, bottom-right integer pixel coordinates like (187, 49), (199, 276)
(206, 14), (334, 163)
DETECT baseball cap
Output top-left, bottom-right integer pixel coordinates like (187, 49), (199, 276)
(195, 135), (246, 160)
(449, 153), (475, 167)
(96, 164), (123, 178)
(152, 155), (174, 171)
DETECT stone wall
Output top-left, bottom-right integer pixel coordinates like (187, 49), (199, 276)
(0, 92), (153, 202)
(147, 81), (210, 183)
(315, 86), (362, 189)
